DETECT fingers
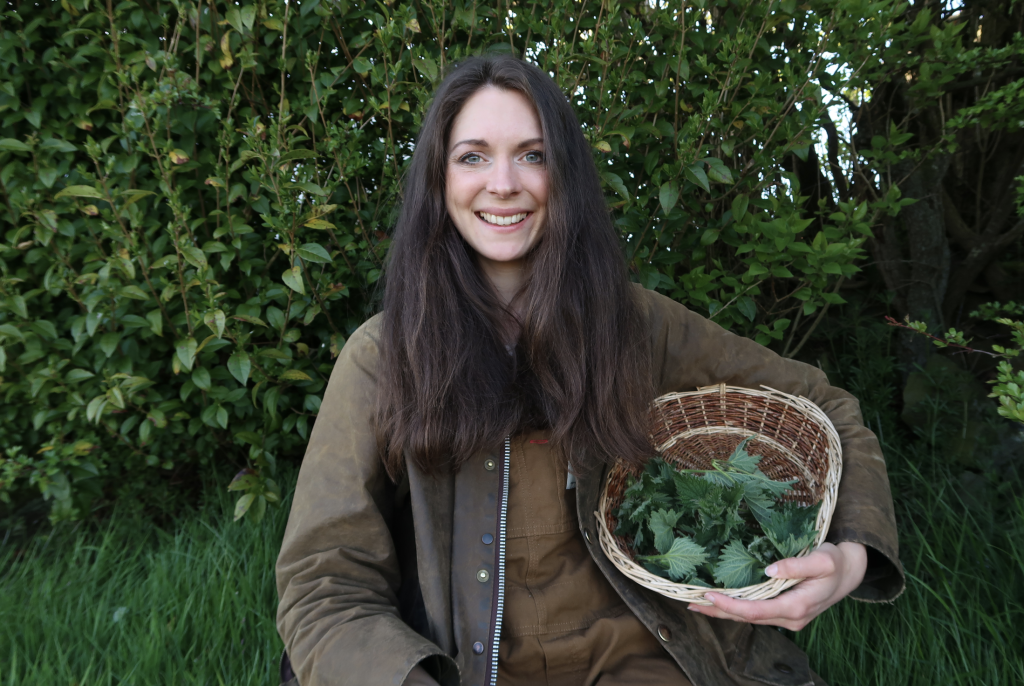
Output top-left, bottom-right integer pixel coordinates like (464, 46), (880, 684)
(688, 598), (810, 631)
(766, 546), (838, 581)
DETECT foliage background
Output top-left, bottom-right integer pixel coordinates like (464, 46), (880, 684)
(0, 0), (1021, 522)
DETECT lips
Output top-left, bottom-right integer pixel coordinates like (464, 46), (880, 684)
(477, 211), (530, 226)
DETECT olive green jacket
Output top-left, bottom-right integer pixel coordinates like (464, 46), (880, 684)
(275, 288), (904, 686)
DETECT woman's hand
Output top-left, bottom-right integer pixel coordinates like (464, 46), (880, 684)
(687, 541), (867, 631)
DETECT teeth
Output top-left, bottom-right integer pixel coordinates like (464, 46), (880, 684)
(479, 211), (528, 226)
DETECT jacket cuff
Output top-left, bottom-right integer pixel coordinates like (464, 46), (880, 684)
(826, 526), (906, 602)
(414, 655), (461, 686)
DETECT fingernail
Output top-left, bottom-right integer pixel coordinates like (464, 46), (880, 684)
(687, 604), (699, 612)
(704, 593), (716, 604)
(765, 564), (778, 577)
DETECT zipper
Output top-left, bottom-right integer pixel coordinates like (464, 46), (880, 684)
(486, 436), (511, 686)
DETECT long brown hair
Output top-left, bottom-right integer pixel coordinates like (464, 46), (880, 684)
(375, 55), (653, 478)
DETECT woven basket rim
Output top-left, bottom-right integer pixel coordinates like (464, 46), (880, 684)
(596, 384), (843, 605)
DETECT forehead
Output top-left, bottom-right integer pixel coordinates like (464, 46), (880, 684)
(449, 86), (542, 147)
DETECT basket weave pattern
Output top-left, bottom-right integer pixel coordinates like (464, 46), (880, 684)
(596, 384), (843, 605)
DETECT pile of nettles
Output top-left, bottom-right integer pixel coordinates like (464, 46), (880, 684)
(612, 438), (821, 588)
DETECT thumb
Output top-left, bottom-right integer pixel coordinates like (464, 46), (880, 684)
(765, 546), (837, 580)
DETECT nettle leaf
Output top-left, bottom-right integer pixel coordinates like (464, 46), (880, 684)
(639, 536), (708, 581)
(713, 539), (763, 588)
(725, 437), (761, 473)
(649, 508), (682, 554)
(761, 502), (821, 558)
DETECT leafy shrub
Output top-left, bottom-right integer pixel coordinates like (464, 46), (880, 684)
(0, 0), (912, 521)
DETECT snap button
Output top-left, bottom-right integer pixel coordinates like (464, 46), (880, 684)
(583, 529), (592, 543)
(472, 641), (485, 655)
(484, 459), (496, 471)
(774, 662), (793, 675)
(481, 533), (494, 545)
(657, 625), (671, 642)
(476, 569), (490, 582)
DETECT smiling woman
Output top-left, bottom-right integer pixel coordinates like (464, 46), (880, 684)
(274, 55), (902, 686)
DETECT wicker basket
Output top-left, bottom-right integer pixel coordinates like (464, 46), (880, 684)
(596, 384), (842, 605)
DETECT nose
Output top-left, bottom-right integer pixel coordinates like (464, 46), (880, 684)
(486, 155), (522, 198)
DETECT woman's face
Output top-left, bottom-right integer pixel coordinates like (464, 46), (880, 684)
(445, 86), (548, 276)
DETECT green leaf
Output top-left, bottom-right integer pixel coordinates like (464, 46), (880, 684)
(713, 539), (763, 588)
(8, 294), (27, 319)
(649, 509), (682, 554)
(228, 350), (251, 386)
(280, 369), (312, 382)
(121, 190), (155, 207)
(304, 218), (336, 230)
(233, 314), (268, 327)
(288, 181), (328, 196)
(215, 404), (229, 429)
(352, 56), (372, 75)
(204, 309), (226, 338)
(235, 431), (262, 446)
(659, 181), (679, 215)
(0, 138), (32, 152)
(175, 337), (197, 372)
(735, 296), (757, 322)
(233, 493), (256, 521)
(86, 396), (107, 424)
(705, 158), (734, 184)
(65, 368), (95, 383)
(639, 536), (708, 581)
(725, 437), (761, 473)
(761, 502), (821, 558)
(732, 194), (749, 222)
(240, 5), (257, 30)
(99, 332), (122, 358)
(601, 171), (630, 202)
(119, 285), (150, 300)
(191, 366), (212, 392)
(282, 266), (305, 294)
(55, 184), (103, 199)
(280, 149), (317, 161)
(146, 310), (163, 337)
(297, 243), (333, 263)
(684, 164), (710, 193)
(180, 246), (207, 270)
(0, 323), (25, 342)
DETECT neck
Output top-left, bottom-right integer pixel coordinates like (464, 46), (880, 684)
(477, 255), (525, 307)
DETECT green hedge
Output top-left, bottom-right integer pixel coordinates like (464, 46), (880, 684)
(0, 0), (912, 521)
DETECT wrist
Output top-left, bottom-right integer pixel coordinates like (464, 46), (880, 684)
(836, 541), (868, 595)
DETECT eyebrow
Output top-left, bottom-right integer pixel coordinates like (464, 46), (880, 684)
(449, 137), (544, 151)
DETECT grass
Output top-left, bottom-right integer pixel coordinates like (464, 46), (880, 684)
(1, 319), (1022, 685)
(0, 473), (292, 685)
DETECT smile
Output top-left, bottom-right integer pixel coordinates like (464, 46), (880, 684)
(477, 211), (530, 226)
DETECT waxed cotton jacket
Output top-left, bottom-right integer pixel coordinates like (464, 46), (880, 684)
(275, 287), (905, 686)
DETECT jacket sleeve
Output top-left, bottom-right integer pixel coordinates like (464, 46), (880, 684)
(275, 319), (453, 685)
(646, 289), (905, 602)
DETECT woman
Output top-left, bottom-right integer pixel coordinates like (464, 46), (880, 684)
(275, 55), (903, 686)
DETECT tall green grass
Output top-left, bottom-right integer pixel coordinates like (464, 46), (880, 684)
(796, 315), (1024, 685)
(1, 319), (1022, 685)
(0, 475), (291, 685)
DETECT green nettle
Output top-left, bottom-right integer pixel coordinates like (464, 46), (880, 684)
(0, 0), (919, 522)
(614, 439), (820, 588)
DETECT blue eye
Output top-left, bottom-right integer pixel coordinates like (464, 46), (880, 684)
(459, 153), (482, 164)
(524, 151), (544, 164)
